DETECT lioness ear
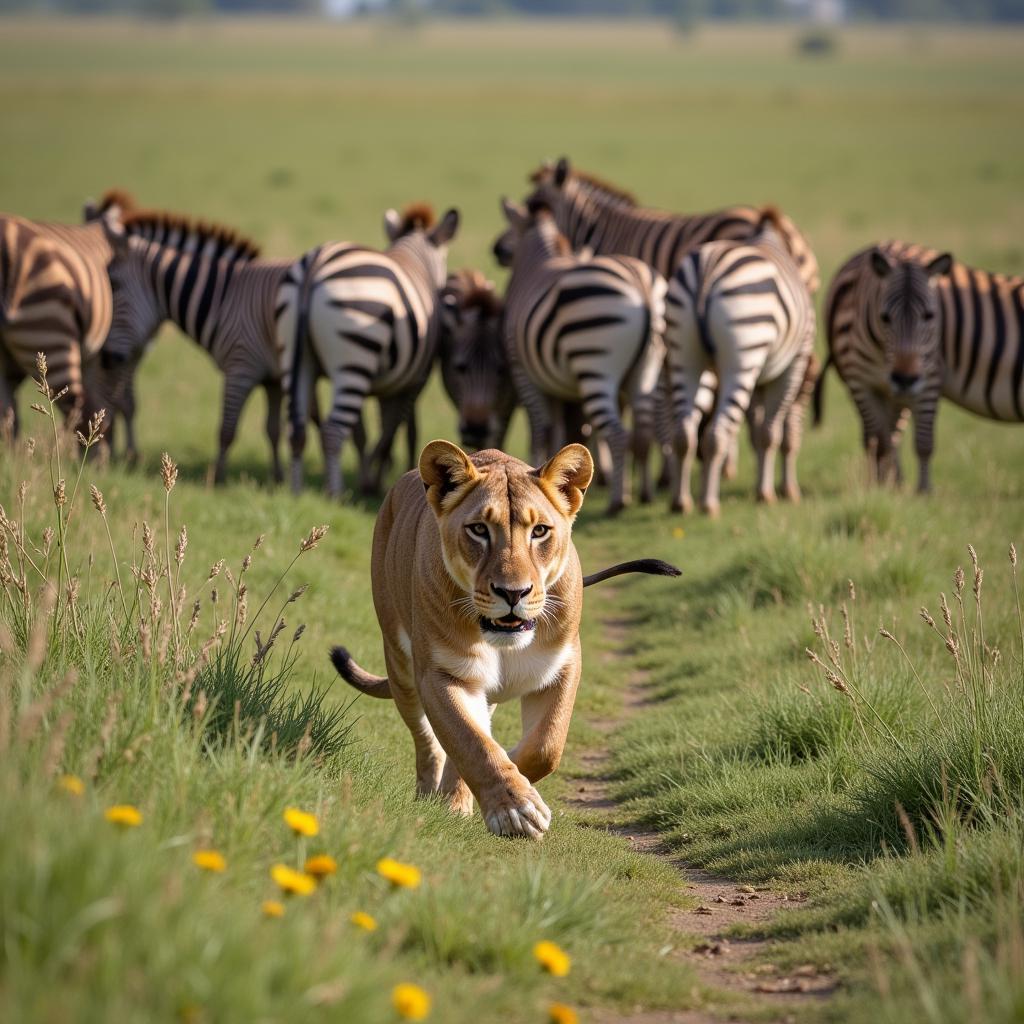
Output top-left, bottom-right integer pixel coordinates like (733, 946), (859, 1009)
(419, 440), (479, 515)
(538, 443), (593, 517)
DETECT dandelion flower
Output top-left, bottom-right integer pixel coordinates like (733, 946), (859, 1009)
(270, 863), (316, 896)
(549, 1005), (578, 1024)
(192, 850), (227, 873)
(350, 910), (378, 932)
(672, 526), (685, 540)
(376, 857), (421, 889)
(58, 774), (84, 796)
(304, 854), (338, 879)
(533, 940), (571, 977)
(104, 804), (142, 828)
(283, 806), (319, 837)
(262, 900), (286, 918)
(391, 983), (431, 1020)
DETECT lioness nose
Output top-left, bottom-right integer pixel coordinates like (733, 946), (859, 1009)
(491, 583), (532, 609)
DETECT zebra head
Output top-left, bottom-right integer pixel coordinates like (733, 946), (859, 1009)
(494, 197), (572, 268)
(439, 270), (509, 451)
(868, 248), (953, 400)
(383, 203), (460, 290)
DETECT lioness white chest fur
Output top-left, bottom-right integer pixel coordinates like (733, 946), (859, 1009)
(332, 440), (594, 839)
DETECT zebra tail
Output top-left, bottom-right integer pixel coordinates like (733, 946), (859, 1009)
(329, 646), (393, 700)
(812, 352), (832, 427)
(582, 559), (681, 588)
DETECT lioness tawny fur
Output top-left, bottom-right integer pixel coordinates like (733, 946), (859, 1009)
(333, 440), (597, 839)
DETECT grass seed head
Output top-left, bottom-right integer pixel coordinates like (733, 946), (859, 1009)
(175, 525), (188, 567)
(160, 452), (178, 492)
(920, 607), (935, 628)
(300, 525), (329, 553)
(53, 480), (66, 509)
(90, 485), (106, 515)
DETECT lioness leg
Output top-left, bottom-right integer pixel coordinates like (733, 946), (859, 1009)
(385, 649), (445, 797)
(508, 650), (581, 783)
(420, 670), (551, 840)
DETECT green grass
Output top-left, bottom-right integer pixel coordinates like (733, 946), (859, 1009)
(2, 17), (1024, 1024)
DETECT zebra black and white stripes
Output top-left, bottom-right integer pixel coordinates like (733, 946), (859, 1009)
(0, 213), (109, 431)
(820, 240), (1024, 492)
(526, 158), (821, 297)
(664, 211), (815, 516)
(99, 206), (287, 483)
(278, 204), (459, 498)
(496, 199), (666, 515)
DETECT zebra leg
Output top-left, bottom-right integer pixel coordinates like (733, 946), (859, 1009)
(849, 387), (892, 489)
(264, 379), (284, 485)
(752, 361), (805, 506)
(406, 402), (418, 472)
(0, 369), (20, 441)
(365, 393), (414, 496)
(701, 373), (756, 517)
(214, 374), (258, 486)
(352, 410), (371, 491)
(288, 354), (318, 495)
(912, 398), (938, 494)
(780, 390), (806, 502)
(508, 356), (552, 466)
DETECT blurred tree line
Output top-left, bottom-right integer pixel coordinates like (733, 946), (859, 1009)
(2, 0), (1021, 23)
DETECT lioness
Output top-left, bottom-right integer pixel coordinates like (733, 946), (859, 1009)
(332, 440), (678, 839)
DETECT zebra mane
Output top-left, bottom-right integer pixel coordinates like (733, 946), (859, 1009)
(396, 203), (436, 235)
(445, 269), (502, 317)
(98, 189), (137, 215)
(120, 210), (261, 259)
(755, 204), (788, 235)
(530, 163), (637, 206)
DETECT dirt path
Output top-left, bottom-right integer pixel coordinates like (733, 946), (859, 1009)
(567, 616), (838, 1024)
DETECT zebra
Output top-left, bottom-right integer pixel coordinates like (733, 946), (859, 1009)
(495, 197), (666, 515)
(818, 241), (1022, 493)
(97, 204), (287, 484)
(664, 209), (816, 517)
(525, 157), (820, 297)
(438, 268), (517, 452)
(278, 203), (459, 499)
(0, 212), (112, 433)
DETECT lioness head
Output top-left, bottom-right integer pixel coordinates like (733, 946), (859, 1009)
(419, 441), (594, 650)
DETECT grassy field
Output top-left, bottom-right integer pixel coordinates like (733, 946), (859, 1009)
(2, 17), (1024, 1024)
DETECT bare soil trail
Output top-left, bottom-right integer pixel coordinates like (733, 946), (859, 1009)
(569, 614), (839, 1024)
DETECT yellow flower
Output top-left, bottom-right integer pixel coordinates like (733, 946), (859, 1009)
(262, 899), (286, 918)
(391, 983), (431, 1020)
(533, 940), (571, 977)
(350, 910), (378, 932)
(548, 1005), (578, 1024)
(270, 863), (316, 896)
(304, 854), (337, 879)
(57, 774), (84, 796)
(283, 806), (319, 837)
(104, 804), (142, 828)
(192, 849), (227, 873)
(376, 857), (421, 889)
(672, 526), (685, 540)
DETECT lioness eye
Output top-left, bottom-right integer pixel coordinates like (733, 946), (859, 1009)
(880, 312), (891, 325)
(923, 310), (936, 321)
(467, 523), (489, 538)
(532, 525), (551, 539)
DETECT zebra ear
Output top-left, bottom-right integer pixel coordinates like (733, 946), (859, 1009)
(82, 199), (100, 223)
(100, 206), (129, 255)
(383, 209), (403, 244)
(500, 197), (528, 229)
(429, 208), (460, 247)
(869, 249), (894, 278)
(554, 158), (570, 187)
(926, 252), (954, 278)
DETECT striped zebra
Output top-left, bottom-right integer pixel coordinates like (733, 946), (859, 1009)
(819, 241), (1023, 492)
(665, 210), (816, 517)
(525, 157), (820, 296)
(278, 203), (459, 499)
(438, 268), (517, 452)
(496, 198), (666, 515)
(98, 205), (287, 484)
(0, 212), (113, 432)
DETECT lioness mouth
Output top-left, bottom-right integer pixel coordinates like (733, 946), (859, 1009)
(480, 615), (536, 635)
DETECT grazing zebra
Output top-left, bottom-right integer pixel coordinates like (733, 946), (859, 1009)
(98, 205), (287, 484)
(438, 268), (517, 452)
(496, 198), (666, 515)
(818, 241), (1023, 492)
(664, 209), (815, 517)
(525, 157), (820, 296)
(278, 203), (459, 499)
(0, 213), (111, 431)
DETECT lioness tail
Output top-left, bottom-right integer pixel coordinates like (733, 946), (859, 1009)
(329, 646), (393, 700)
(582, 559), (681, 588)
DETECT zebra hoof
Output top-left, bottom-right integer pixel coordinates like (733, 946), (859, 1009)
(605, 501), (625, 518)
(782, 487), (801, 504)
(756, 491), (778, 506)
(701, 502), (721, 519)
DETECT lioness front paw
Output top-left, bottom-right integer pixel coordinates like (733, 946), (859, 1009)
(483, 785), (552, 840)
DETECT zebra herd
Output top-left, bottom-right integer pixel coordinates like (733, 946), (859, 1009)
(2, 157), (1022, 515)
